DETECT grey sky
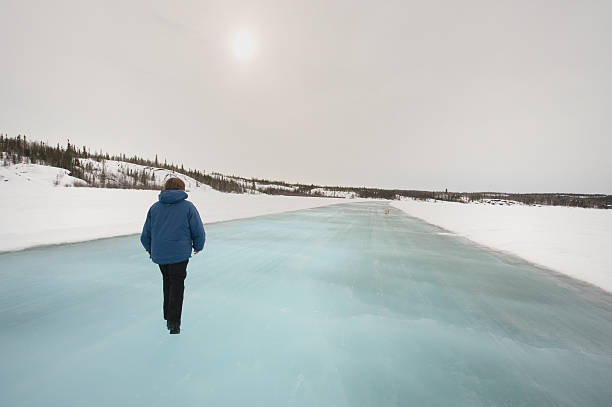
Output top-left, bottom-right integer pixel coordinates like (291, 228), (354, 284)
(1, 0), (610, 193)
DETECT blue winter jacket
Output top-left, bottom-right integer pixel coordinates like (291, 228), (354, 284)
(140, 190), (206, 265)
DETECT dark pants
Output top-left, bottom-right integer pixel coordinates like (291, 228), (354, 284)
(159, 260), (188, 326)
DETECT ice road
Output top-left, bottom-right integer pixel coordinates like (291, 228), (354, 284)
(1, 203), (611, 406)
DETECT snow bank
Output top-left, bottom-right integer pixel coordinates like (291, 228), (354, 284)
(391, 199), (612, 293)
(0, 163), (356, 252)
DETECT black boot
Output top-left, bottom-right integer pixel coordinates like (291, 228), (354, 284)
(169, 321), (180, 334)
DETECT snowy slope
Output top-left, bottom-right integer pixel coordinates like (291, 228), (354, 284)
(76, 158), (210, 190)
(392, 199), (612, 293)
(0, 160), (87, 187)
(0, 155), (206, 190)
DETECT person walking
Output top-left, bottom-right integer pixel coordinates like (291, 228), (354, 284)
(140, 177), (205, 334)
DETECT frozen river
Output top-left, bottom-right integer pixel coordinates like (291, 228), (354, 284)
(1, 202), (611, 406)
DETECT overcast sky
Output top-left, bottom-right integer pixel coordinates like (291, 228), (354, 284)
(1, 0), (610, 193)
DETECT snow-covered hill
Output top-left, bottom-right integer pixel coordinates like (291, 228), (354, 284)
(76, 158), (211, 191)
(0, 155), (86, 188)
(0, 154), (207, 191)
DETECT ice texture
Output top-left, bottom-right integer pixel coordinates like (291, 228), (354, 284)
(1, 203), (611, 406)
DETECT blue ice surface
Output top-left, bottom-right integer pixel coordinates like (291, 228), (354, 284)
(1, 202), (611, 406)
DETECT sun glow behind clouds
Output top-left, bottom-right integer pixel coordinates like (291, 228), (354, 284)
(232, 31), (255, 59)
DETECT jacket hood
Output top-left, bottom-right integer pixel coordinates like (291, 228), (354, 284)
(158, 189), (188, 204)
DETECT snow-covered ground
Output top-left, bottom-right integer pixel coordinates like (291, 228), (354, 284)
(0, 162), (359, 252)
(392, 199), (612, 293)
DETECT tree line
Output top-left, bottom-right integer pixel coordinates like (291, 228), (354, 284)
(1, 134), (609, 208)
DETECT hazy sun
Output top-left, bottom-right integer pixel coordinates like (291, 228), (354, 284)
(233, 31), (255, 59)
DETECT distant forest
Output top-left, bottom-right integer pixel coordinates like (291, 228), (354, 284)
(1, 134), (610, 209)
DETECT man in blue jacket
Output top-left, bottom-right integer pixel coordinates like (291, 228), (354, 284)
(140, 177), (205, 334)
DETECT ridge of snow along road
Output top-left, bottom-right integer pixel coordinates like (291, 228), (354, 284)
(0, 161), (363, 253)
(391, 199), (612, 293)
